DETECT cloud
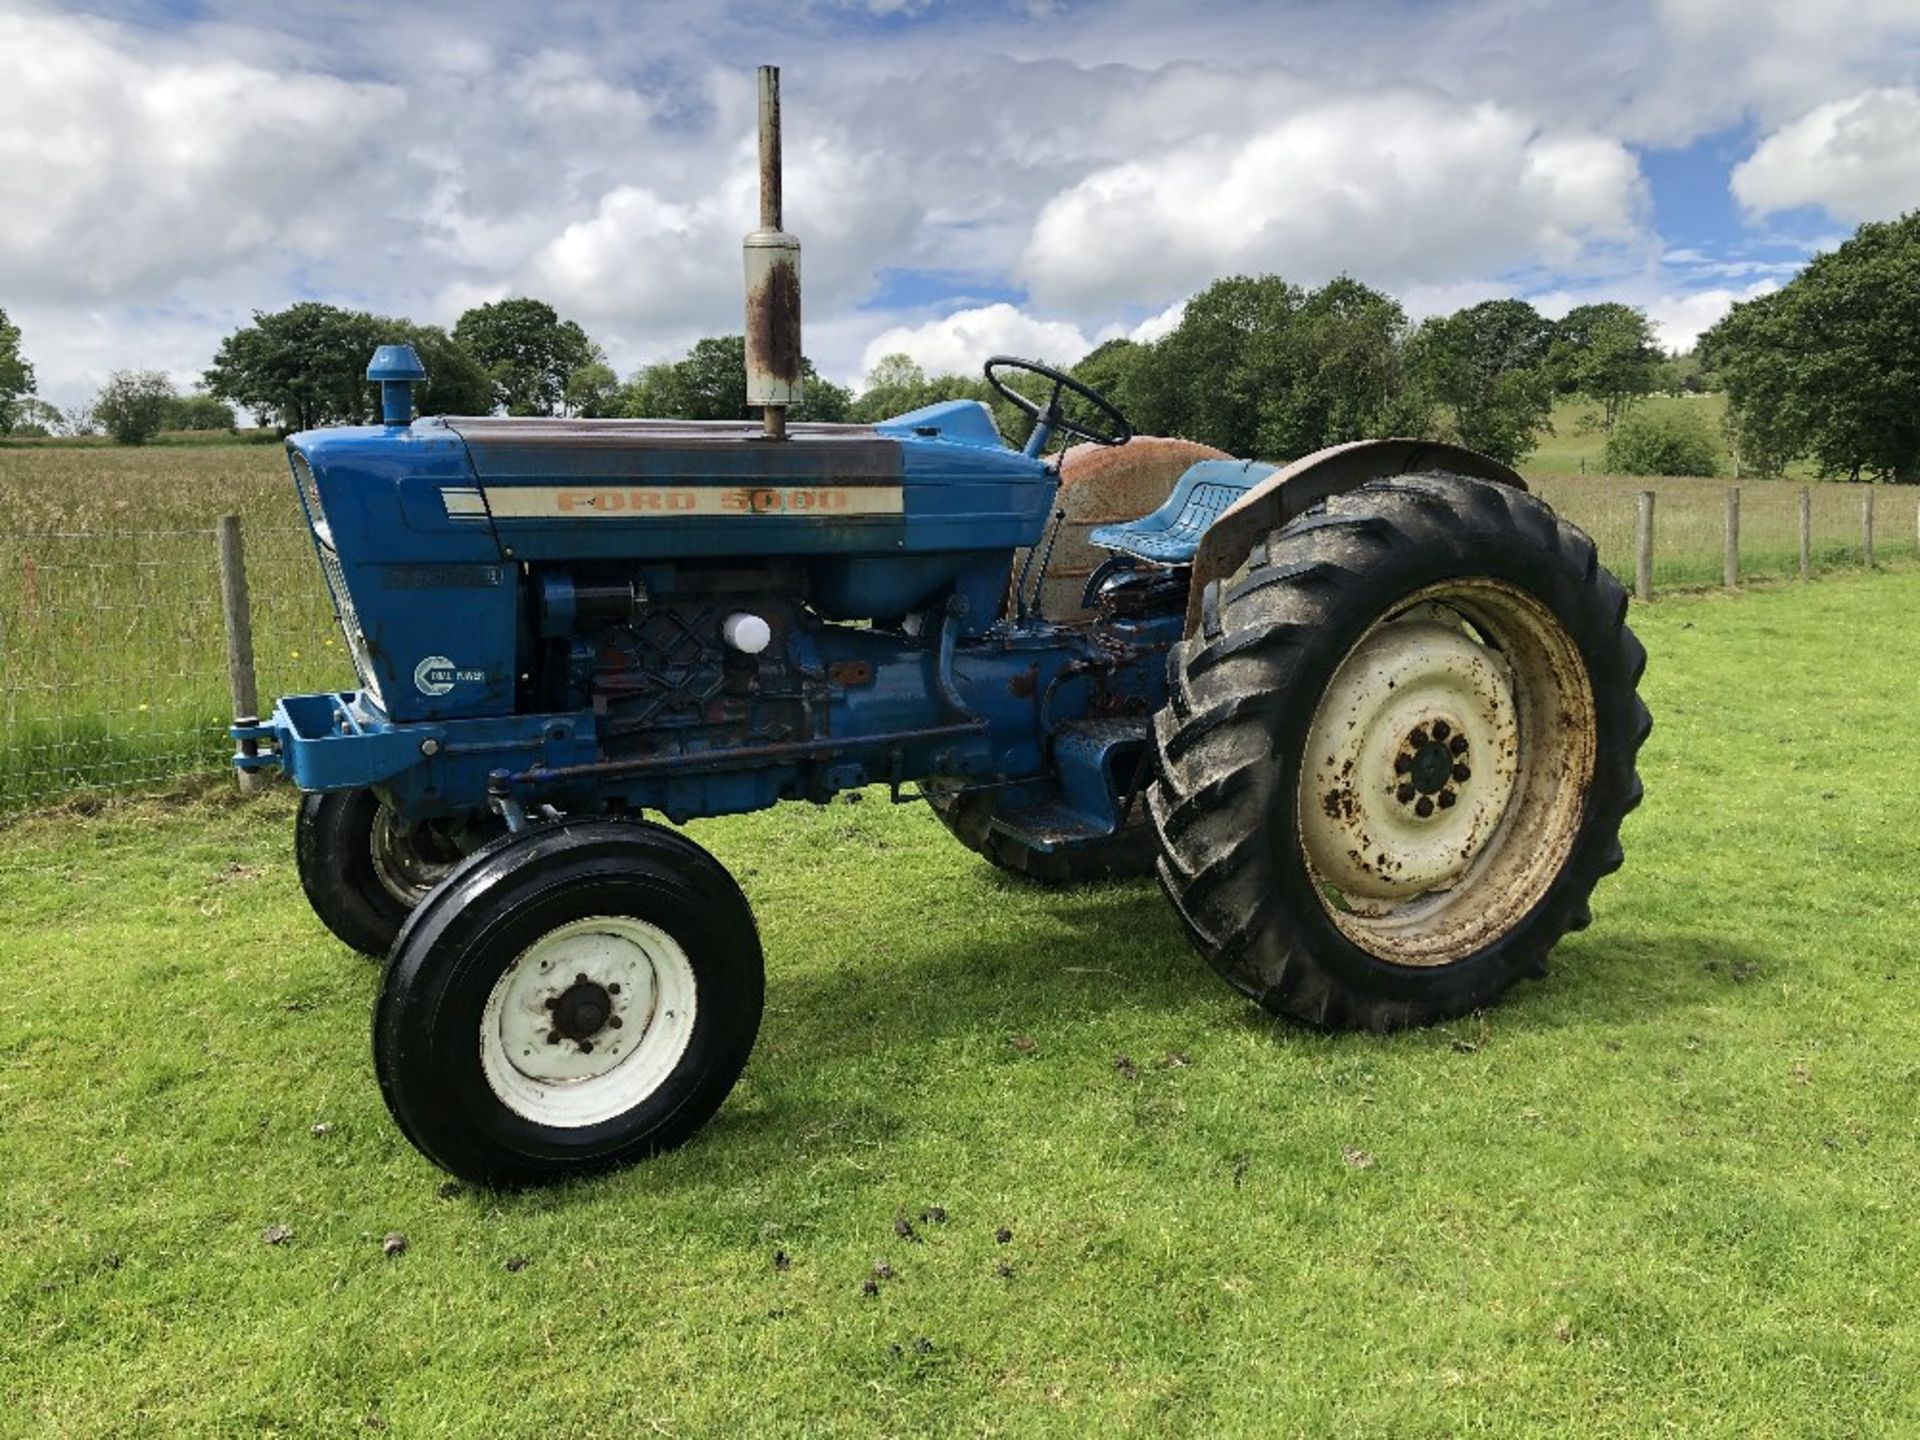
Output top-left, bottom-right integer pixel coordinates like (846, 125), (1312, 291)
(0, 10), (402, 303)
(1732, 87), (1920, 223)
(858, 302), (1095, 381)
(1017, 91), (1649, 312)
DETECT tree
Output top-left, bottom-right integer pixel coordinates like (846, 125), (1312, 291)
(1404, 299), (1556, 465)
(563, 361), (620, 418)
(453, 298), (598, 416)
(205, 303), (387, 431)
(1548, 303), (1660, 430)
(0, 306), (34, 437)
(92, 370), (177, 445)
(206, 304), (491, 430)
(1126, 275), (1298, 456)
(1602, 405), (1720, 476)
(163, 392), (238, 432)
(1259, 276), (1415, 459)
(618, 335), (851, 423)
(8, 397), (68, 438)
(1701, 211), (1920, 481)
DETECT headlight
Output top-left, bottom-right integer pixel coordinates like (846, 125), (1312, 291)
(290, 450), (385, 709)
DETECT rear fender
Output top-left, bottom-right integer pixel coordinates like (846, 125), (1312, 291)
(1184, 438), (1526, 635)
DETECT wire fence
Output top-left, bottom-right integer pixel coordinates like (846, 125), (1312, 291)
(0, 476), (1914, 813)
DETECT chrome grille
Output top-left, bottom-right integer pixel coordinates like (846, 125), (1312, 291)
(290, 449), (384, 707)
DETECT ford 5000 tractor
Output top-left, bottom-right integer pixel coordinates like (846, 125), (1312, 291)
(238, 70), (1649, 1187)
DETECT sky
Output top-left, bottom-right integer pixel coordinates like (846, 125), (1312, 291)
(4, 0), (1920, 414)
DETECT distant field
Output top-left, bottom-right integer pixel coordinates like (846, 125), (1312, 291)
(4, 571), (1919, 1434)
(0, 437), (1907, 810)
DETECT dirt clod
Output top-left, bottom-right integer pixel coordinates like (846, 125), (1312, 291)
(1342, 1147), (1374, 1170)
(894, 1217), (919, 1242)
(1009, 1034), (1038, 1055)
(996, 1260), (1015, 1279)
(382, 1232), (407, 1259)
(1731, 961), (1760, 983)
(914, 1337), (933, 1355)
(1113, 1054), (1139, 1082)
(435, 1181), (463, 1201)
(862, 1278), (880, 1298)
(773, 1249), (791, 1272)
(994, 1227), (1013, 1245)
(872, 1261), (893, 1280)
(504, 1256), (529, 1273)
(309, 1122), (333, 1138)
(261, 1224), (293, 1246)
(920, 1206), (947, 1224)
(1553, 1317), (1574, 1343)
(1163, 1050), (1193, 1068)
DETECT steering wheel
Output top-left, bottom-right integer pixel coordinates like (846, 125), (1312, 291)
(983, 356), (1133, 454)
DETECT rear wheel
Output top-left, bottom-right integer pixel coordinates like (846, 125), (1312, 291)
(1151, 471), (1648, 1030)
(295, 790), (499, 957)
(374, 819), (763, 1187)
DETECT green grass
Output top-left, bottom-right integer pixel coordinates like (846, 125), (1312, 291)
(5, 570), (1920, 1435)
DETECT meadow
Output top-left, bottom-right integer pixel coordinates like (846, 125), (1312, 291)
(0, 428), (1909, 811)
(2, 568), (1918, 1435)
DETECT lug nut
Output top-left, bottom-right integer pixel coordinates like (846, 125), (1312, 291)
(579, 1041), (594, 1055)
(1431, 720), (1451, 740)
(1394, 755), (1412, 774)
(1415, 796), (1435, 818)
(543, 996), (557, 1010)
(1396, 782), (1416, 803)
(575, 974), (588, 986)
(546, 1030), (561, 1044)
(610, 1016), (624, 1029)
(1452, 763), (1471, 783)
(1449, 735), (1469, 756)
(608, 983), (622, 995)
(1408, 727), (1429, 748)
(1438, 789), (1457, 809)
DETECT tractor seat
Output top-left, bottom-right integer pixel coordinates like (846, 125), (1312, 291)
(1086, 459), (1277, 566)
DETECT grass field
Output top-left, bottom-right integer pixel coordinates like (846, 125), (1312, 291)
(3, 568), (1919, 1435)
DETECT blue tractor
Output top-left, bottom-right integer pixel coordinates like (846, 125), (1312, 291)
(239, 71), (1648, 1187)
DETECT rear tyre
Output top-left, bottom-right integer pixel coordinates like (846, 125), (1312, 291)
(923, 785), (1157, 885)
(295, 790), (499, 958)
(1152, 471), (1649, 1030)
(374, 819), (764, 1188)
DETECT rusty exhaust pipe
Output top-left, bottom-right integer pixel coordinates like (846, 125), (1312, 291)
(744, 65), (802, 441)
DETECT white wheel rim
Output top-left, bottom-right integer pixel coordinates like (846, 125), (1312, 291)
(369, 805), (459, 907)
(479, 915), (698, 1129)
(1297, 579), (1597, 967)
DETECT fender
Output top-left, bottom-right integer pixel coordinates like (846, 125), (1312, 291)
(1184, 438), (1527, 634)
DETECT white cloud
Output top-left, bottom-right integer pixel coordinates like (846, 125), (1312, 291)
(1644, 281), (1778, 351)
(1732, 87), (1920, 223)
(1018, 92), (1648, 311)
(858, 302), (1094, 382)
(0, 11), (401, 303)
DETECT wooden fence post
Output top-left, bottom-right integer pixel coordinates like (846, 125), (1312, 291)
(1724, 486), (1740, 590)
(217, 514), (267, 795)
(1798, 487), (1811, 579)
(1862, 486), (1876, 568)
(1635, 490), (1655, 603)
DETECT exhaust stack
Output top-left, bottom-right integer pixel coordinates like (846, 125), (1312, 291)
(744, 65), (802, 440)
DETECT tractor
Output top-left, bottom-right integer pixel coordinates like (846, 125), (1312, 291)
(237, 70), (1648, 1187)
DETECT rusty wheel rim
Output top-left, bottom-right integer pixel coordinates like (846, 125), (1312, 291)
(1297, 578), (1597, 967)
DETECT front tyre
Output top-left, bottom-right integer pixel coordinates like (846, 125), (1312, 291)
(1151, 472), (1649, 1031)
(295, 789), (498, 958)
(374, 820), (764, 1187)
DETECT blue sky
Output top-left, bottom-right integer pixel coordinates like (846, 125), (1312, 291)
(5, 0), (1920, 410)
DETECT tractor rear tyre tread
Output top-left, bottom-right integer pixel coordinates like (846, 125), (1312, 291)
(1152, 471), (1649, 1032)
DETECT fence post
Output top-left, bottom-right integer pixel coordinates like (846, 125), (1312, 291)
(1724, 486), (1740, 590)
(1862, 486), (1876, 568)
(1798, 487), (1811, 579)
(217, 514), (267, 795)
(1635, 490), (1655, 603)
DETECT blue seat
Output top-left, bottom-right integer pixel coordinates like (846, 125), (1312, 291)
(1087, 459), (1276, 565)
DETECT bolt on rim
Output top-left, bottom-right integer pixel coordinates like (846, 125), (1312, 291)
(1297, 578), (1597, 968)
(479, 915), (699, 1128)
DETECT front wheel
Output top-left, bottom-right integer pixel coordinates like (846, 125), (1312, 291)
(1151, 471), (1649, 1030)
(295, 790), (500, 958)
(374, 820), (764, 1187)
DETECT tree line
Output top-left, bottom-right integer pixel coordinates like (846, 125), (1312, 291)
(5, 208), (1920, 479)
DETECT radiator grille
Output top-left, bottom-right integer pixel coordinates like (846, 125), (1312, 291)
(290, 449), (384, 708)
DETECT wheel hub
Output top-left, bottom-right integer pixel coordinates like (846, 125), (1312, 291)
(479, 915), (698, 1128)
(1302, 616), (1520, 910)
